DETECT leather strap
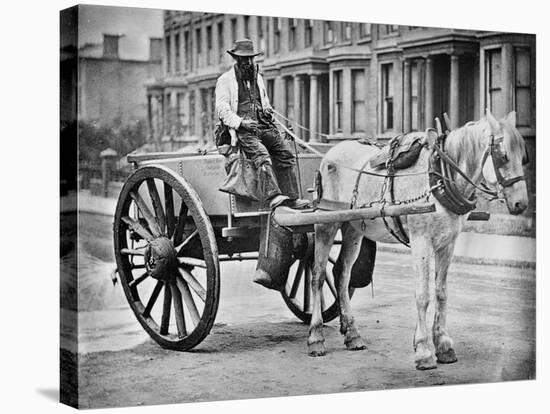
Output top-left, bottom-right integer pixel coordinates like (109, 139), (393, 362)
(386, 137), (410, 246)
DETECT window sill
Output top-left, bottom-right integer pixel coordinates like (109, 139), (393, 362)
(357, 37), (372, 45)
(377, 131), (397, 140)
(518, 127), (535, 138)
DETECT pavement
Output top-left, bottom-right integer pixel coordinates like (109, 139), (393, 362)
(65, 190), (536, 269)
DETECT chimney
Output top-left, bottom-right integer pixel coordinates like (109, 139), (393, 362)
(149, 37), (162, 62)
(103, 34), (121, 59)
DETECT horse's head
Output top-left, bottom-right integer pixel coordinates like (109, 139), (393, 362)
(482, 110), (529, 215)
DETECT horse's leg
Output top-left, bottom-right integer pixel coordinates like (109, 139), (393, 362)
(433, 241), (458, 364)
(307, 222), (339, 357)
(411, 234), (437, 370)
(335, 223), (366, 351)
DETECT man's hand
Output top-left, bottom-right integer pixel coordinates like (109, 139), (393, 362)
(240, 119), (259, 132)
(264, 107), (274, 119)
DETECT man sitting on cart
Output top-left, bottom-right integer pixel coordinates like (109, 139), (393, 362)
(215, 39), (310, 210)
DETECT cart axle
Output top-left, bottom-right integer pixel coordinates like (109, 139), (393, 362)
(144, 237), (179, 282)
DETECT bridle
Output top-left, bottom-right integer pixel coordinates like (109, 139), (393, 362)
(480, 134), (526, 195)
(428, 131), (527, 215)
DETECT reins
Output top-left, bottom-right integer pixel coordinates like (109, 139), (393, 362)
(274, 115), (521, 216)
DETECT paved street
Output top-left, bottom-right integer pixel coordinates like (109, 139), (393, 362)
(63, 212), (536, 408)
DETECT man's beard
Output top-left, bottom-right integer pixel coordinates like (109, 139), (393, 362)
(238, 63), (255, 80)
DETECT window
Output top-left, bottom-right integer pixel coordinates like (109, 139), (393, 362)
(305, 19), (313, 47)
(334, 70), (343, 132)
(514, 47), (532, 127)
(411, 62), (419, 131)
(352, 69), (366, 133)
(195, 28), (202, 67)
(285, 77), (294, 124)
(201, 88), (210, 139)
(265, 18), (270, 56)
(176, 92), (186, 135)
(382, 63), (394, 131)
(174, 33), (181, 73)
(341, 22), (351, 42)
(231, 18), (237, 44)
(165, 35), (171, 74)
(184, 31), (191, 71)
(258, 17), (265, 51)
(206, 26), (213, 65)
(244, 16), (250, 38)
(217, 22), (224, 62)
(189, 90), (195, 135)
(380, 24), (399, 36)
(289, 19), (297, 50)
(324, 21), (334, 45)
(359, 23), (371, 38)
(273, 18), (281, 53)
(485, 48), (503, 117)
(267, 79), (275, 103)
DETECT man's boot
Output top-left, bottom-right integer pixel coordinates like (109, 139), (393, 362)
(274, 166), (311, 209)
(259, 164), (289, 209)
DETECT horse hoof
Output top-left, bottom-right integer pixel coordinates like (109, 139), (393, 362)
(436, 348), (458, 364)
(345, 337), (367, 351)
(308, 342), (326, 357)
(415, 356), (437, 370)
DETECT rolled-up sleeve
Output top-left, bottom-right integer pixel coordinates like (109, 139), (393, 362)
(215, 75), (242, 130)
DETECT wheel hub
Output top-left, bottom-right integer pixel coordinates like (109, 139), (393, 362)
(144, 237), (179, 281)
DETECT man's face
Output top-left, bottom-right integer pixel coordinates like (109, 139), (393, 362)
(236, 56), (255, 79)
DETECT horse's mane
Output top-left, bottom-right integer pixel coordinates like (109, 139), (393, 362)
(445, 120), (488, 172)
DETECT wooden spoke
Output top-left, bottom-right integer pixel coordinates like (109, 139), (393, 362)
(121, 216), (154, 242)
(121, 248), (144, 256)
(129, 190), (162, 237)
(143, 280), (163, 318)
(130, 264), (146, 270)
(178, 257), (207, 269)
(146, 178), (166, 233)
(328, 255), (337, 265)
(164, 182), (176, 238)
(170, 282), (187, 338)
(160, 284), (172, 335)
(289, 261), (304, 299)
(175, 229), (199, 255)
(324, 271), (338, 299)
(178, 268), (206, 302)
(176, 276), (201, 326)
(173, 203), (189, 246)
(304, 267), (311, 313)
(128, 272), (149, 289)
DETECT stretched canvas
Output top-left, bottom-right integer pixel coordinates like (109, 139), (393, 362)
(60, 3), (536, 409)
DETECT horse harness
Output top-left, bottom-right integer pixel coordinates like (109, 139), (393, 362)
(349, 136), (412, 246)
(317, 131), (525, 247)
(428, 132), (526, 215)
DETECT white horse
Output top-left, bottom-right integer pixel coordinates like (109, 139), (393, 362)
(307, 110), (529, 370)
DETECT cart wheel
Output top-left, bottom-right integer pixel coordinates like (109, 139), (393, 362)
(114, 165), (219, 351)
(281, 234), (354, 324)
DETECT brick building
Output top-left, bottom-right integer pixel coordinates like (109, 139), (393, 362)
(148, 12), (535, 145)
(76, 33), (163, 126)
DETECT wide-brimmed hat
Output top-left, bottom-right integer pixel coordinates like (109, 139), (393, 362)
(227, 39), (263, 57)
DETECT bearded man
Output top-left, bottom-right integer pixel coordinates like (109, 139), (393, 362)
(215, 39), (309, 209)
